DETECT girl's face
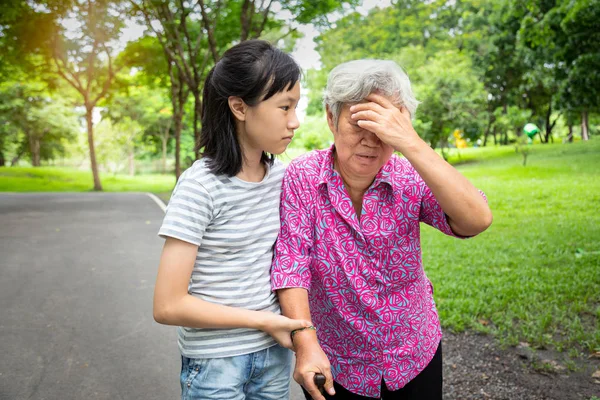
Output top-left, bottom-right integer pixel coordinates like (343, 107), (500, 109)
(243, 81), (301, 155)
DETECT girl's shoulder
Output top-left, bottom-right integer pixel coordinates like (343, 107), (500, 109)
(177, 158), (228, 190)
(261, 158), (285, 186)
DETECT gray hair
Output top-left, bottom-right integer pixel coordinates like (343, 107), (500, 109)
(323, 59), (419, 125)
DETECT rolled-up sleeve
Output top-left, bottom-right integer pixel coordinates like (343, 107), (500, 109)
(418, 176), (488, 238)
(271, 163), (314, 291)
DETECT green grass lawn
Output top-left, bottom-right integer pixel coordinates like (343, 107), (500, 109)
(0, 166), (175, 192)
(2, 140), (599, 358)
(422, 139), (600, 358)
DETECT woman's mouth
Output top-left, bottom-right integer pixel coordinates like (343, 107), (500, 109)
(356, 154), (377, 160)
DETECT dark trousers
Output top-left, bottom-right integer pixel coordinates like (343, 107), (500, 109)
(302, 342), (442, 400)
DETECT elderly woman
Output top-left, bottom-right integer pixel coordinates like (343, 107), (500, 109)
(271, 59), (492, 400)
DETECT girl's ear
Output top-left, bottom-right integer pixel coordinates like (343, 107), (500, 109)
(228, 96), (248, 122)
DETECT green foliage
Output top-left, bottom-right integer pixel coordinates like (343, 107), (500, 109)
(0, 80), (79, 165)
(118, 36), (170, 88)
(424, 139), (600, 354)
(492, 105), (533, 141)
(102, 82), (173, 157)
(291, 115), (333, 151)
(304, 69), (329, 116)
(517, 0), (600, 134)
(410, 50), (488, 148)
(2, 0), (599, 174)
(306, 0), (599, 147)
(315, 0), (461, 71)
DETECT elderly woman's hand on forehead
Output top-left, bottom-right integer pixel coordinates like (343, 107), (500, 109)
(349, 93), (422, 154)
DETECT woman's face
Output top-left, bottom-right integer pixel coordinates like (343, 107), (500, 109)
(244, 81), (301, 155)
(328, 102), (394, 181)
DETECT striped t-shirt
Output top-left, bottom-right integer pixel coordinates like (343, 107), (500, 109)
(158, 157), (284, 359)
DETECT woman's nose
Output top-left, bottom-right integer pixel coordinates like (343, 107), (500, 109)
(361, 131), (381, 146)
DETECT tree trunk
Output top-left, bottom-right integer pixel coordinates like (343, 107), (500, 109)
(581, 110), (589, 141)
(128, 148), (135, 176)
(483, 116), (493, 147)
(492, 126), (497, 145)
(0, 135), (5, 167)
(162, 137), (167, 173)
(166, 55), (186, 181)
(11, 150), (24, 166)
(567, 124), (574, 142)
(27, 132), (41, 167)
(193, 91), (202, 160)
(543, 104), (551, 143)
(162, 136), (168, 174)
(161, 118), (171, 173)
(543, 103), (560, 143)
(85, 106), (103, 191)
(174, 113), (182, 179)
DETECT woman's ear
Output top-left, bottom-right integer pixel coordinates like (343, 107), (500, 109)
(228, 96), (248, 122)
(326, 105), (337, 134)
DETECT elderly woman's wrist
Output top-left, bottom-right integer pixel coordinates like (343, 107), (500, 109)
(291, 327), (319, 349)
(394, 135), (426, 155)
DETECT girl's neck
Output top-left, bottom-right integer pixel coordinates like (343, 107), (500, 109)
(236, 129), (266, 182)
(237, 154), (266, 182)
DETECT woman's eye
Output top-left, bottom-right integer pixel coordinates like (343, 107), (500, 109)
(281, 106), (290, 111)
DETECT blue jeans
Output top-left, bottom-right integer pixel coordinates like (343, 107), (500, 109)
(180, 344), (292, 400)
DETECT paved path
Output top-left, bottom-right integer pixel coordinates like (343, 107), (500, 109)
(0, 193), (307, 399)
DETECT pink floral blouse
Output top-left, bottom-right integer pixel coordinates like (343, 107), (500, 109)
(272, 146), (485, 397)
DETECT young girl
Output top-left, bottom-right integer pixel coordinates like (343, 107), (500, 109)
(154, 40), (309, 400)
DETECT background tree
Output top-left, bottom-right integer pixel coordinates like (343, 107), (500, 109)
(555, 0), (600, 140)
(0, 80), (79, 166)
(518, 0), (600, 142)
(102, 81), (172, 175)
(1, 0), (126, 190)
(129, 0), (357, 164)
(120, 35), (190, 177)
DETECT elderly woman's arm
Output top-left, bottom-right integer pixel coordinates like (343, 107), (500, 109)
(277, 288), (335, 399)
(271, 162), (336, 399)
(400, 140), (492, 236)
(350, 93), (492, 237)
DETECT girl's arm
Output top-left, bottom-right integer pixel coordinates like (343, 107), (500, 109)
(153, 237), (310, 349)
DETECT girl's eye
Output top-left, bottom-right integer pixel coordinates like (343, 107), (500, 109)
(281, 106), (290, 111)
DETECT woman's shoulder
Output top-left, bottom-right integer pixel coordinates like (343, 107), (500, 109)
(387, 154), (424, 185)
(287, 148), (329, 174)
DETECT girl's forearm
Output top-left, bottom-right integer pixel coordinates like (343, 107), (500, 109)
(153, 294), (271, 331)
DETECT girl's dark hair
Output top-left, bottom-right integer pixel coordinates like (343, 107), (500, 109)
(197, 39), (301, 176)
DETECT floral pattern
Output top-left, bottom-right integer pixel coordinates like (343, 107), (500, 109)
(272, 146), (485, 397)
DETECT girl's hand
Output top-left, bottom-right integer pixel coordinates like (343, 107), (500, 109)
(349, 93), (422, 154)
(258, 312), (311, 350)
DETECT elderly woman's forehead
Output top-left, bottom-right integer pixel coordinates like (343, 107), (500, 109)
(343, 93), (401, 107)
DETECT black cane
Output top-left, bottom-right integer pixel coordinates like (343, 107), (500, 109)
(314, 373), (326, 395)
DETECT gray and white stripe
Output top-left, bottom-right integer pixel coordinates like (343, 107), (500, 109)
(158, 158), (285, 359)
